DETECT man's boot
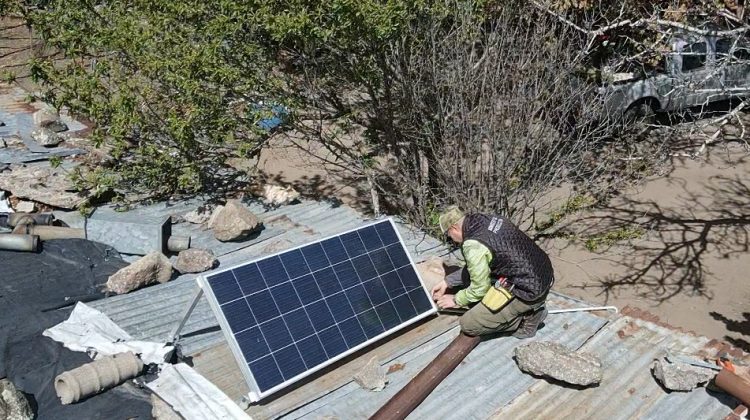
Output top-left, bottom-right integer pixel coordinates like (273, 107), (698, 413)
(513, 306), (548, 339)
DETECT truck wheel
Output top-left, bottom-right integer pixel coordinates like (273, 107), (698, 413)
(624, 101), (656, 131)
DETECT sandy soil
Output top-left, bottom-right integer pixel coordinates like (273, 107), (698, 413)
(258, 133), (750, 350)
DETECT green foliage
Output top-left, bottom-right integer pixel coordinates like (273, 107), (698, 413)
(584, 225), (645, 252)
(23, 0), (288, 198)
(535, 194), (596, 232)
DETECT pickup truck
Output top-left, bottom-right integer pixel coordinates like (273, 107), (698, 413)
(601, 35), (750, 122)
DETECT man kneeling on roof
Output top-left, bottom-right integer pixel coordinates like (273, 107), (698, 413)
(432, 206), (554, 338)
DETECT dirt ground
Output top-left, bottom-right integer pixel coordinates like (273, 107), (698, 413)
(258, 133), (750, 351)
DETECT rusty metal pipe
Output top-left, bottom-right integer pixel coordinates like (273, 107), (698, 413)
(716, 368), (750, 407)
(13, 224), (85, 240)
(0, 234), (40, 252)
(370, 333), (482, 420)
(6, 212), (55, 227)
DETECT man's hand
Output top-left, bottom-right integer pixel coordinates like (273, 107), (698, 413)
(436, 294), (458, 309)
(431, 280), (448, 300)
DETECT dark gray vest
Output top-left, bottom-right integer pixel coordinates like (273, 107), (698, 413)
(462, 213), (554, 301)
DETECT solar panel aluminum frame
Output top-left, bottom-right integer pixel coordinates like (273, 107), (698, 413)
(197, 217), (438, 402)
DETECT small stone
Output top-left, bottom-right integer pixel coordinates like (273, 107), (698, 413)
(652, 358), (716, 391)
(0, 137), (6, 148)
(14, 201), (35, 213)
(416, 257), (446, 292)
(33, 107), (59, 127)
(206, 205), (224, 229)
(31, 128), (63, 147)
(174, 248), (217, 274)
(45, 120), (69, 133)
(250, 184), (300, 206)
(183, 205), (214, 225)
(211, 200), (261, 242)
(150, 394), (182, 420)
(353, 356), (387, 392)
(0, 379), (34, 420)
(105, 251), (173, 294)
(514, 341), (602, 386)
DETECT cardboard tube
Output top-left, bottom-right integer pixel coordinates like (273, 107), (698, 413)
(0, 234), (40, 252)
(13, 224), (85, 240)
(6, 212), (54, 227)
(55, 352), (144, 405)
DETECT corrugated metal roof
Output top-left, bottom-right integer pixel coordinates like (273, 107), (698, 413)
(88, 198), (744, 419)
(89, 199), (454, 355)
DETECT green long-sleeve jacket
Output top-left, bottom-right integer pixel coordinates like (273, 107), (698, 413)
(454, 239), (493, 307)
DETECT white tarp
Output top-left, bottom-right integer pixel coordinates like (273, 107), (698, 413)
(146, 363), (251, 420)
(43, 302), (173, 364)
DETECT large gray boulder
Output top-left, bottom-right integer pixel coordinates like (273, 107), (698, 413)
(105, 251), (173, 294)
(0, 379), (34, 420)
(174, 248), (217, 274)
(514, 341), (602, 386)
(211, 200), (261, 242)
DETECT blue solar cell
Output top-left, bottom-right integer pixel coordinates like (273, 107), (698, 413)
(369, 248), (395, 275)
(338, 317), (366, 348)
(245, 290), (280, 323)
(375, 301), (401, 330)
(325, 291), (354, 322)
(345, 284), (371, 313)
(257, 256), (288, 287)
(332, 260), (360, 289)
(380, 270), (406, 297)
(261, 317), (293, 351)
(351, 254), (378, 283)
(340, 231), (366, 257)
(275, 345), (307, 380)
(397, 265), (422, 289)
(408, 289), (433, 313)
(249, 355), (283, 392)
(318, 326), (347, 357)
(313, 267), (342, 295)
(357, 309), (385, 339)
(284, 308), (314, 341)
(301, 243), (330, 272)
(386, 244), (410, 268)
(363, 277), (389, 306)
(233, 263), (266, 295)
(375, 221), (399, 245)
(279, 249), (310, 279)
(321, 237), (348, 264)
(208, 271), (241, 304)
(391, 293), (418, 322)
(306, 300), (335, 331)
(222, 299), (256, 333)
(358, 225), (383, 251)
(298, 335), (328, 367)
(292, 274), (322, 305)
(235, 327), (269, 362)
(270, 282), (302, 314)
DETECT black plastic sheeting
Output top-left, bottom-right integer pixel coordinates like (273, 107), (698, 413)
(0, 239), (153, 419)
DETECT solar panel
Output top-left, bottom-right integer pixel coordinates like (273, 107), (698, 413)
(198, 218), (437, 401)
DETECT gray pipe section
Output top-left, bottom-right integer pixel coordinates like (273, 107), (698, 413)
(55, 352), (144, 405)
(167, 235), (191, 252)
(6, 212), (55, 227)
(14, 225), (85, 240)
(0, 234), (40, 252)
